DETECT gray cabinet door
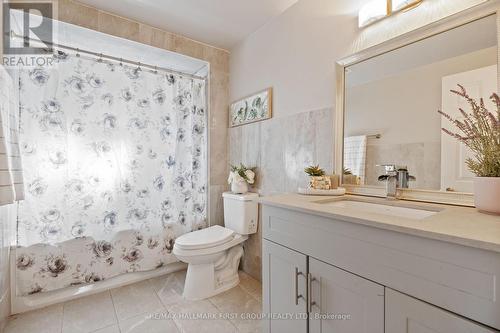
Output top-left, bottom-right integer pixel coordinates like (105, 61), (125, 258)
(386, 288), (497, 333)
(263, 239), (308, 333)
(309, 258), (384, 333)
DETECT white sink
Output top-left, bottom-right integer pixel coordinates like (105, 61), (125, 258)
(316, 199), (439, 220)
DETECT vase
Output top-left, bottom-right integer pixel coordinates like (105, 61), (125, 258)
(231, 181), (248, 194)
(474, 177), (500, 215)
(309, 176), (332, 190)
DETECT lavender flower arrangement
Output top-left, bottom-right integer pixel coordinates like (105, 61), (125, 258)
(438, 84), (500, 177)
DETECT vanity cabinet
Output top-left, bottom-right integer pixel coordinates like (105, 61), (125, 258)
(386, 289), (495, 333)
(261, 204), (500, 332)
(308, 257), (384, 333)
(263, 239), (384, 333)
(262, 239), (307, 333)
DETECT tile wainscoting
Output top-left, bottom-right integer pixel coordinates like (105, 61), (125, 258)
(229, 107), (335, 281)
(365, 142), (441, 190)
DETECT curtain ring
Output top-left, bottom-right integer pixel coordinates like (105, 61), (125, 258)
(76, 48), (80, 57)
(97, 53), (103, 62)
(119, 58), (123, 66)
(137, 62), (142, 70)
(153, 65), (158, 74)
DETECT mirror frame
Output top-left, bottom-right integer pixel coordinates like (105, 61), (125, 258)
(335, 2), (500, 206)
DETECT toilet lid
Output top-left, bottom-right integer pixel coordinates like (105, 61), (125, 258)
(175, 225), (235, 250)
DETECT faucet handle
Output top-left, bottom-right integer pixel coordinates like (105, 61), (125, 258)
(377, 164), (398, 175)
(378, 175), (389, 181)
(377, 164), (396, 170)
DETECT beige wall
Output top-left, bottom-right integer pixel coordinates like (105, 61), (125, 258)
(57, 0), (231, 227)
(229, 0), (490, 281)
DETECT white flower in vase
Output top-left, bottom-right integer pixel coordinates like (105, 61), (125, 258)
(228, 164), (256, 194)
(244, 170), (255, 184)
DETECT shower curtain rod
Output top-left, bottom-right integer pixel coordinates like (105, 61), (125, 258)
(10, 31), (208, 80)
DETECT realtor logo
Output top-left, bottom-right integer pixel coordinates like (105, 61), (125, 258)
(3, 2), (53, 55)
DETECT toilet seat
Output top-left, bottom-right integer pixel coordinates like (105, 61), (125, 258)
(174, 232), (247, 257)
(175, 225), (235, 250)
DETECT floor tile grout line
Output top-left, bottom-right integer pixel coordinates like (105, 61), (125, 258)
(151, 274), (183, 310)
(89, 323), (118, 333)
(149, 277), (183, 332)
(238, 284), (261, 303)
(150, 278), (183, 332)
(237, 274), (262, 303)
(149, 277), (171, 312)
(60, 301), (65, 333)
(243, 290), (262, 303)
(108, 289), (122, 333)
(111, 279), (164, 324)
(206, 295), (240, 332)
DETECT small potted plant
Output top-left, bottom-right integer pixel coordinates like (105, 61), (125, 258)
(228, 164), (255, 194)
(305, 165), (331, 190)
(438, 85), (500, 215)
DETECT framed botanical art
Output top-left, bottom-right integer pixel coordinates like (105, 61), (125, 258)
(230, 88), (272, 127)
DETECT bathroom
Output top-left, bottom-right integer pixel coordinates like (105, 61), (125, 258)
(0, 0), (499, 332)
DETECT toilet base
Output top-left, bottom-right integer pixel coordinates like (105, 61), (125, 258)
(182, 245), (244, 300)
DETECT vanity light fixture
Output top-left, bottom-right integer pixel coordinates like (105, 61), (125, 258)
(358, 0), (424, 28)
(391, 0), (423, 12)
(358, 0), (388, 28)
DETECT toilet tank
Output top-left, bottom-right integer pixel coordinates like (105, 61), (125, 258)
(222, 192), (259, 235)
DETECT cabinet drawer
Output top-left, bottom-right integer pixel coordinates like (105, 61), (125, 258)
(386, 289), (498, 332)
(262, 205), (500, 330)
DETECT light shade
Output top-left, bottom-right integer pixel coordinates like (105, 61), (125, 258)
(358, 0), (388, 28)
(391, 0), (423, 12)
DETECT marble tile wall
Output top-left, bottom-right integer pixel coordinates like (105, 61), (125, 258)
(57, 0), (231, 227)
(229, 107), (335, 281)
(365, 142), (441, 190)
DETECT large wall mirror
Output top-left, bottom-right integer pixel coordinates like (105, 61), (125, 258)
(336, 3), (499, 205)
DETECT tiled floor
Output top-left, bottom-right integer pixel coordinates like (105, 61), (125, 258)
(5, 270), (262, 333)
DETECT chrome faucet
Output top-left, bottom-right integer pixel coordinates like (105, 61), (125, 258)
(378, 165), (415, 199)
(378, 165), (398, 198)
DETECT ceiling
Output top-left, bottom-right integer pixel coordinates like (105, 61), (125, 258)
(77, 0), (299, 50)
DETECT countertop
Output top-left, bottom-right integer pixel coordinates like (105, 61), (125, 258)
(258, 193), (500, 253)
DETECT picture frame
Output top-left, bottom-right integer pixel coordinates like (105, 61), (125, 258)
(229, 87), (272, 127)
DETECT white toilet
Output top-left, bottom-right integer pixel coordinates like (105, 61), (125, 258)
(173, 192), (259, 300)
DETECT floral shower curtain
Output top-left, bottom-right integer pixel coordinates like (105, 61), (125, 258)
(15, 53), (207, 296)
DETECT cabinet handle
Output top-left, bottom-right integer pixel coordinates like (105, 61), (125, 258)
(295, 268), (305, 305)
(308, 273), (320, 313)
